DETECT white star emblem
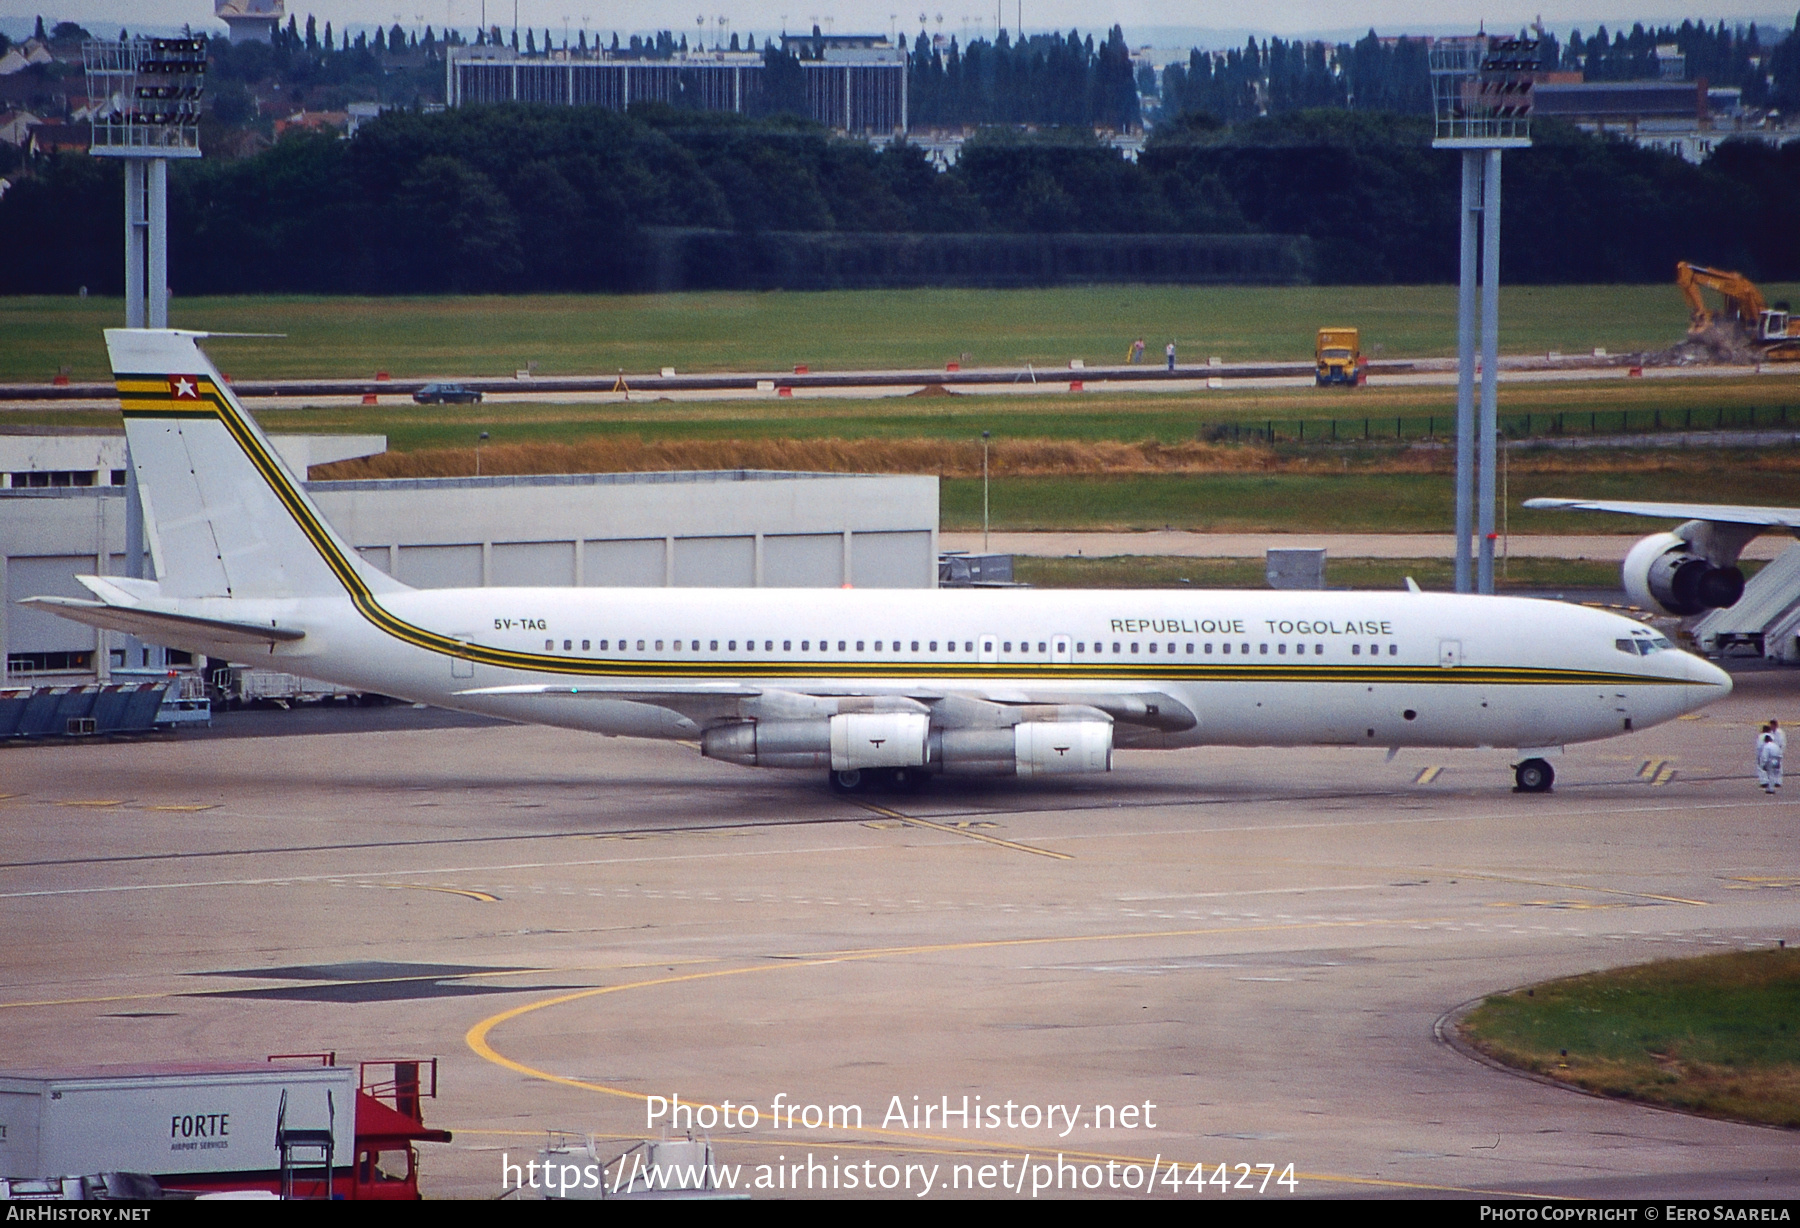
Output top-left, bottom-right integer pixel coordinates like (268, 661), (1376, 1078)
(171, 376), (197, 399)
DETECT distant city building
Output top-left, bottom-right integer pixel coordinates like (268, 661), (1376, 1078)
(1533, 78), (1793, 164)
(445, 41), (907, 134)
(214, 0), (284, 45)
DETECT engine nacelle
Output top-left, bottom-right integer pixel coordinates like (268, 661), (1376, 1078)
(1622, 532), (1746, 616)
(931, 721), (1113, 777)
(702, 713), (930, 771)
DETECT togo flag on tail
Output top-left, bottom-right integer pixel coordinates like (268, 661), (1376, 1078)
(106, 329), (405, 601)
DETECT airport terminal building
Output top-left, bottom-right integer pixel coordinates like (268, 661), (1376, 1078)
(0, 431), (937, 683)
(446, 36), (908, 135)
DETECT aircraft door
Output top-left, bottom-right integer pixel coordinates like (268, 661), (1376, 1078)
(1438, 639), (1462, 668)
(1053, 635), (1072, 664)
(978, 635), (998, 663)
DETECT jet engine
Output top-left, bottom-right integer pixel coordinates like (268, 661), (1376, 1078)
(1621, 531), (1746, 616)
(930, 720), (1113, 778)
(701, 712), (930, 771)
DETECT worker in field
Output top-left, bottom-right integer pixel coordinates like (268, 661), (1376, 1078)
(1129, 337), (1145, 363)
(1165, 340), (1177, 371)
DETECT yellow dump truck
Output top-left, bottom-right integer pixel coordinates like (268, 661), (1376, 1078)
(1315, 327), (1362, 386)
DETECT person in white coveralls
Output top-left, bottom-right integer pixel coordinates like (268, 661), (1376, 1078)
(1757, 724), (1783, 793)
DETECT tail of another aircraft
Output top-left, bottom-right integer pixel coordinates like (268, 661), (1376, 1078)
(106, 329), (407, 601)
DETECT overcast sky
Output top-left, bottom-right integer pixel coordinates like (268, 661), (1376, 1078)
(2, 1), (1793, 44)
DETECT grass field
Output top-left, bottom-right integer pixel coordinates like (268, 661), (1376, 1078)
(1459, 950), (1800, 1129)
(14, 373), (1797, 453)
(939, 466), (1800, 532)
(7, 282), (1796, 382)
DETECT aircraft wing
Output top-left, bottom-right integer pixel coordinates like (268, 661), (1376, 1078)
(462, 683), (1196, 731)
(1522, 498), (1800, 528)
(19, 596), (306, 646)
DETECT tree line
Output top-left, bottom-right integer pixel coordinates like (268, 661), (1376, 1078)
(1152, 14), (1800, 124)
(2, 103), (1795, 296)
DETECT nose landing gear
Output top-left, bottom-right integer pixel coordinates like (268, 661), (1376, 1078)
(1513, 758), (1555, 793)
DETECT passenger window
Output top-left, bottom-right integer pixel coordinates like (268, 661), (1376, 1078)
(965, 642), (973, 652)
(545, 639), (553, 651)
(692, 640), (699, 651)
(1003, 642), (1011, 652)
(582, 640), (590, 651)
(711, 640), (718, 650)
(728, 640), (737, 650)
(765, 641), (772, 651)
(637, 640), (646, 651)
(1076, 642), (1085, 653)
(1278, 643), (1286, 655)
(1131, 643), (1140, 654)
(1038, 642), (1047, 653)
(856, 641), (865, 651)
(1260, 644), (1268, 655)
(563, 639), (571, 650)
(1205, 642), (1214, 655)
(1186, 643), (1194, 654)
(1315, 644), (1323, 654)
(656, 640), (664, 651)
(1148, 643), (1157, 654)
(912, 641), (920, 651)
(801, 640), (809, 650)
(672, 640), (681, 651)
(1389, 645), (1397, 656)
(1221, 643), (1229, 654)
(599, 640), (609, 650)
(1352, 644), (1361, 655)
(929, 641), (937, 651)
(839, 641), (847, 651)
(783, 640), (791, 651)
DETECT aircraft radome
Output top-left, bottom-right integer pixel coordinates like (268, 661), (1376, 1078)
(25, 330), (1732, 796)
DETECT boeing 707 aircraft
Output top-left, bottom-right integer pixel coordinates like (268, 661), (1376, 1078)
(24, 330), (1732, 795)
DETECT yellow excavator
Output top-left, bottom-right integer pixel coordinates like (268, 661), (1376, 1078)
(1676, 261), (1800, 361)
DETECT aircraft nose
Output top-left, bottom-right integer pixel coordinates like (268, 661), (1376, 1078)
(1684, 653), (1732, 699)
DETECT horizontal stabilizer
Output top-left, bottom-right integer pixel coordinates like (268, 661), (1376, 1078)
(1524, 498), (1800, 528)
(19, 596), (305, 646)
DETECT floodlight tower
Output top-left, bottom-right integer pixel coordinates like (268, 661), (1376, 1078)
(85, 36), (207, 669)
(85, 36), (207, 328)
(1430, 35), (1535, 594)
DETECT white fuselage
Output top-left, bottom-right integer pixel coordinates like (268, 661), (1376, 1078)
(180, 584), (1728, 752)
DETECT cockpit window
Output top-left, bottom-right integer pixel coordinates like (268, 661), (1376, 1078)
(1617, 634), (1674, 656)
(1616, 638), (1642, 655)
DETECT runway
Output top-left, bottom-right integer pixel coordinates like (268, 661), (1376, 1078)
(2, 672), (1797, 1199)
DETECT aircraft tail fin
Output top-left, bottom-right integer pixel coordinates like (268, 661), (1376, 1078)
(106, 329), (407, 600)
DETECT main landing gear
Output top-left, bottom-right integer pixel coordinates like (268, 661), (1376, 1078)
(1513, 758), (1555, 793)
(828, 767), (929, 795)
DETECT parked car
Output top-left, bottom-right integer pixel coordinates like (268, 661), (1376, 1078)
(413, 382), (482, 404)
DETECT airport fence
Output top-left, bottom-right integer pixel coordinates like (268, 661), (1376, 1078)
(1198, 401), (1800, 447)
